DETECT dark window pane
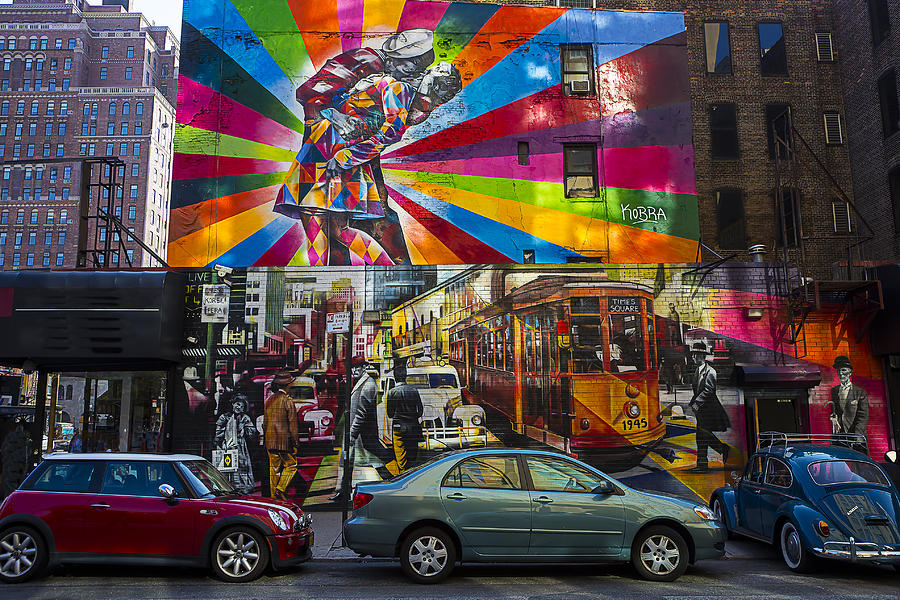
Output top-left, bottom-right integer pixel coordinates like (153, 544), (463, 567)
(766, 104), (792, 159)
(868, 0), (891, 46)
(877, 70), (900, 137)
(563, 144), (597, 197)
(775, 187), (801, 247)
(716, 189), (746, 249)
(890, 167), (900, 234)
(704, 23), (732, 74)
(759, 23), (787, 75)
(709, 103), (739, 158)
(518, 141), (530, 166)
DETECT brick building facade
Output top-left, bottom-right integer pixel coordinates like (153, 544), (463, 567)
(0, 0), (177, 269)
(831, 0), (900, 261)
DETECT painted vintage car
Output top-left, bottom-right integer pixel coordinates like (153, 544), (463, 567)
(344, 448), (725, 583)
(710, 433), (900, 573)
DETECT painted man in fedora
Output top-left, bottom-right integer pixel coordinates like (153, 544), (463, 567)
(829, 355), (868, 436)
(687, 341), (731, 473)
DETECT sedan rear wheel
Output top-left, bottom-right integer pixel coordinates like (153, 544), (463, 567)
(631, 525), (689, 582)
(210, 526), (269, 583)
(779, 521), (815, 573)
(0, 526), (47, 583)
(400, 527), (455, 584)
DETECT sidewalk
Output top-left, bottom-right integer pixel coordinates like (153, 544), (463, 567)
(306, 509), (778, 561)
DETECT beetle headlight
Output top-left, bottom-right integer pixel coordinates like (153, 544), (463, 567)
(268, 508), (289, 531)
(693, 505), (717, 521)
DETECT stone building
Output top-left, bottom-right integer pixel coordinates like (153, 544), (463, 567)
(0, 0), (177, 269)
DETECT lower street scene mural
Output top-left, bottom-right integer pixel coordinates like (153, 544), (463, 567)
(171, 264), (891, 507)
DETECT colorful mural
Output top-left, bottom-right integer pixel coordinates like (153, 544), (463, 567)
(172, 264), (890, 508)
(170, 1), (699, 267)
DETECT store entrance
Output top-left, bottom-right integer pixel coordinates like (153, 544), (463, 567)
(745, 390), (810, 450)
(48, 371), (167, 453)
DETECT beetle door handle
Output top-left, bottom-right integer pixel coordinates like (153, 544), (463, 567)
(752, 489), (761, 495)
(446, 492), (467, 501)
(91, 503), (110, 509)
(533, 496), (553, 504)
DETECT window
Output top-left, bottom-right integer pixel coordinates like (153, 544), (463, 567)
(25, 58), (32, 71)
(48, 101), (55, 116)
(91, 103), (98, 116)
(42, 143), (50, 157)
(136, 102), (143, 115)
(0, 102), (6, 115)
(100, 461), (185, 497)
(709, 103), (739, 158)
(766, 104), (792, 159)
(868, 0), (891, 46)
(67, 38), (75, 50)
(29, 38), (37, 51)
(121, 122), (128, 135)
(890, 166), (900, 234)
(56, 253), (63, 266)
(12, 253), (20, 267)
(563, 144), (597, 198)
(443, 456), (521, 490)
(28, 122), (36, 136)
(775, 187), (801, 247)
(716, 189), (746, 249)
(128, 205), (136, 220)
(45, 122), (52, 136)
(0, 233), (4, 245)
(62, 79), (69, 90)
(99, 66), (107, 80)
(877, 70), (900, 138)
(0, 211), (6, 225)
(28, 232), (36, 245)
(16, 209), (24, 224)
(107, 121), (115, 136)
(526, 455), (608, 492)
(62, 188), (69, 200)
(36, 59), (43, 71)
(26, 253), (34, 266)
(131, 163), (139, 177)
(125, 67), (132, 80)
(34, 79), (41, 91)
(130, 184), (138, 198)
(42, 252), (50, 267)
(823, 112), (843, 144)
(22, 79), (31, 92)
(13, 144), (20, 158)
(561, 44), (594, 95)
(28, 462), (97, 493)
(704, 22), (732, 74)
(60, 209), (67, 224)
(30, 210), (38, 225)
(31, 102), (38, 116)
(58, 231), (66, 246)
(64, 57), (71, 70)
(517, 141), (529, 166)
(101, 46), (109, 59)
(63, 166), (71, 179)
(133, 142), (140, 156)
(14, 232), (21, 245)
(27, 144), (35, 157)
(119, 142), (127, 155)
(815, 32), (834, 62)
(106, 142), (114, 156)
(759, 23), (787, 75)
(123, 102), (130, 116)
(745, 455), (765, 483)
(0, 80), (7, 91)
(56, 144), (64, 157)
(61, 101), (68, 115)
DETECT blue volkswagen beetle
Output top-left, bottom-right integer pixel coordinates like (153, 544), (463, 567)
(344, 448), (725, 583)
(711, 433), (900, 573)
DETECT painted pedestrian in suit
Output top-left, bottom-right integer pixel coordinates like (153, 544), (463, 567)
(829, 355), (868, 437)
(687, 342), (730, 473)
(386, 357), (423, 471)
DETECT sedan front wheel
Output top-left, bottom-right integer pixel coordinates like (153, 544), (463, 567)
(631, 525), (689, 582)
(400, 526), (456, 584)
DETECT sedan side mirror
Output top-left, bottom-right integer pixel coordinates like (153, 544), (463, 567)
(159, 483), (177, 499)
(592, 480), (616, 495)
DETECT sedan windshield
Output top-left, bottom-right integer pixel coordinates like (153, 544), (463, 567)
(807, 460), (889, 486)
(180, 460), (237, 497)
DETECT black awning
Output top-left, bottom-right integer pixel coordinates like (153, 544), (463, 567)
(735, 363), (821, 387)
(0, 270), (186, 369)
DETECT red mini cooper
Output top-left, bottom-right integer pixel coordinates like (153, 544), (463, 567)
(0, 453), (314, 583)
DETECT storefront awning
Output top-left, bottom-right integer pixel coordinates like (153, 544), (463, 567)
(735, 364), (821, 387)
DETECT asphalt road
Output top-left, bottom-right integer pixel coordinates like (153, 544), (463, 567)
(10, 554), (899, 600)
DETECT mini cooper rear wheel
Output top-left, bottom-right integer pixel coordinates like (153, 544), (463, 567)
(631, 525), (689, 582)
(779, 521), (815, 573)
(0, 525), (47, 583)
(210, 526), (269, 583)
(400, 527), (456, 584)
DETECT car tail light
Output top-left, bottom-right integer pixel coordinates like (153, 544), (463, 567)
(816, 520), (830, 537)
(353, 491), (374, 510)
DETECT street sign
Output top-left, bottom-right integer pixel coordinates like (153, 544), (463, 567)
(201, 284), (230, 323)
(326, 311), (350, 333)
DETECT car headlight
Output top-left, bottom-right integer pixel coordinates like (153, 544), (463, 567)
(693, 505), (717, 521)
(268, 508), (289, 531)
(471, 414), (483, 426)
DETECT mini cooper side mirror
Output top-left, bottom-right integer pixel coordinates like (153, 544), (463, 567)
(158, 483), (176, 499)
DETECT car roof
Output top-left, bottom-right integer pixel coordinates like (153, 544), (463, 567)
(756, 444), (873, 465)
(42, 452), (205, 462)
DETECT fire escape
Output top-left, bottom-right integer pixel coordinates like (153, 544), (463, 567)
(771, 111), (883, 358)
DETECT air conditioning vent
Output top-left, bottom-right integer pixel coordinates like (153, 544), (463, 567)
(570, 79), (590, 93)
(816, 33), (833, 61)
(824, 112), (843, 144)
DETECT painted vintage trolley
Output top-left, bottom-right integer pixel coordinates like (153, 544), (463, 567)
(387, 266), (666, 470)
